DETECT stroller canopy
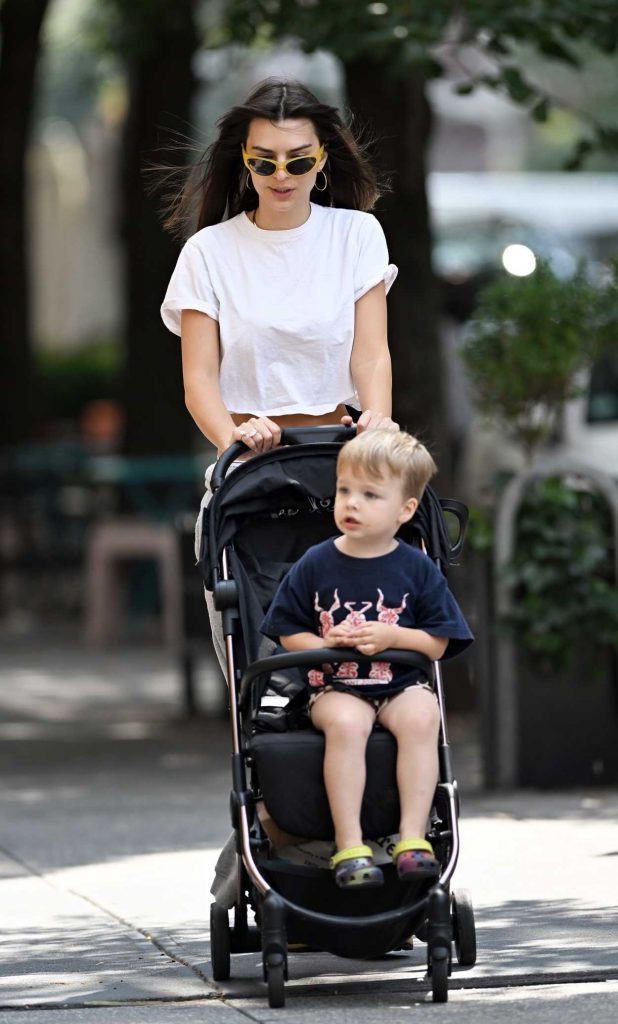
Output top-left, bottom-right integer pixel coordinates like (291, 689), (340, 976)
(204, 443), (462, 587)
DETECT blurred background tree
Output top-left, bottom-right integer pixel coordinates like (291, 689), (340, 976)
(0, 0), (201, 453)
(83, 0), (201, 454)
(0, 0), (52, 444)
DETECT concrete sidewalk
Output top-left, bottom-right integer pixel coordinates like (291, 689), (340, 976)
(1, 642), (617, 1020)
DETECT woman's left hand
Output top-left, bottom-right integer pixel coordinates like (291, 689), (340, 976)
(340, 410), (399, 433)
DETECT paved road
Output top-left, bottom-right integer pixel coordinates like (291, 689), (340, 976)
(1, 643), (617, 1021)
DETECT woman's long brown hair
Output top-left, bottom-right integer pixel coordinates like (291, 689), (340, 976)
(158, 78), (384, 241)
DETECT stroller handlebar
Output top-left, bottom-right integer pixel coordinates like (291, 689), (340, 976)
(240, 648), (434, 702)
(211, 425), (357, 492)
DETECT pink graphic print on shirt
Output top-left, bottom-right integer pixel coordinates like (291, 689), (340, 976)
(311, 590), (409, 688)
(310, 590), (341, 688)
(314, 589), (341, 636)
(376, 589), (409, 624)
(342, 600), (373, 627)
(369, 589), (410, 682)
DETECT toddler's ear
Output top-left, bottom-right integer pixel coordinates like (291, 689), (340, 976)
(400, 497), (418, 523)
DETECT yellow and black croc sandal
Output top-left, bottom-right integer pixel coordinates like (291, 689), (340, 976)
(330, 845), (384, 889)
(392, 838), (440, 881)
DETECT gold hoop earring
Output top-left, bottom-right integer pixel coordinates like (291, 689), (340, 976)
(314, 170), (328, 192)
(245, 172), (254, 190)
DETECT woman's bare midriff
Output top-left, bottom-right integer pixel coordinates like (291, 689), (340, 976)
(231, 405), (349, 430)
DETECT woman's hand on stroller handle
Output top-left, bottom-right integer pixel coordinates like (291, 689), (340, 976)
(229, 416), (282, 454)
(215, 409), (398, 486)
(212, 424), (358, 490)
(350, 410), (399, 433)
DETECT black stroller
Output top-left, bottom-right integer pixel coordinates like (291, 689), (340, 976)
(201, 426), (476, 1005)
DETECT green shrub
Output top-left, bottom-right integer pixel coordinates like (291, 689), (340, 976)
(35, 339), (122, 420)
(461, 258), (618, 457)
(503, 476), (618, 669)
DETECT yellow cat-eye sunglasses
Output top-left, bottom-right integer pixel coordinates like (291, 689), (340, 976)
(242, 144), (325, 177)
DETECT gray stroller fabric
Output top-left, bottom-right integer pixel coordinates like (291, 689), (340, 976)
(210, 832), (238, 909)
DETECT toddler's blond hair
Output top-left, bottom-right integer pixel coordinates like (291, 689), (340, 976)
(337, 429), (437, 501)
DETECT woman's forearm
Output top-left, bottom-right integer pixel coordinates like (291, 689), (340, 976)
(351, 283), (393, 415)
(184, 379), (236, 453)
(181, 309), (236, 452)
(352, 349), (393, 415)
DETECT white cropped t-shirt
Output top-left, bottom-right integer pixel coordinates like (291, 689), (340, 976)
(161, 203), (397, 416)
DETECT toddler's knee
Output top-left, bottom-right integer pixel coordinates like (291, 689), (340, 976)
(397, 692), (440, 739)
(416, 699), (441, 738)
(323, 711), (373, 743)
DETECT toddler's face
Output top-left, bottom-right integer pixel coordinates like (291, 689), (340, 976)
(334, 466), (417, 546)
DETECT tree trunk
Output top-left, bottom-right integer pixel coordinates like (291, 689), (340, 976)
(344, 63), (450, 481)
(0, 0), (51, 445)
(120, 1), (199, 455)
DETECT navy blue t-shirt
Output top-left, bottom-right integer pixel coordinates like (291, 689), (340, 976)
(260, 538), (474, 697)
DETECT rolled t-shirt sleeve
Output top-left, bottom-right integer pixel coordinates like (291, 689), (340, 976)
(161, 239), (220, 335)
(353, 214), (398, 301)
(413, 559), (474, 659)
(260, 558), (317, 640)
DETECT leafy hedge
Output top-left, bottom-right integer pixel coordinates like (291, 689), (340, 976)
(504, 476), (618, 669)
(35, 339), (122, 421)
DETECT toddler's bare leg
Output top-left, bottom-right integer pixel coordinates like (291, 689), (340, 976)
(310, 691), (376, 851)
(377, 686), (440, 839)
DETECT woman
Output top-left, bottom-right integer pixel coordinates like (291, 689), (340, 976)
(160, 78), (399, 665)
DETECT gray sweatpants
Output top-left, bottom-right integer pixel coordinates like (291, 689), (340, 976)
(196, 461), (244, 673)
(199, 460), (248, 907)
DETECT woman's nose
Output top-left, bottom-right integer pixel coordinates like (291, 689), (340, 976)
(274, 167), (288, 181)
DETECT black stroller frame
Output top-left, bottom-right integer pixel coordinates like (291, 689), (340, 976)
(205, 427), (477, 1005)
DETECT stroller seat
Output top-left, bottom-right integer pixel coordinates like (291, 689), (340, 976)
(249, 728), (401, 841)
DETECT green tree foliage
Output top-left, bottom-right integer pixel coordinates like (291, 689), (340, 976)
(90, 0), (197, 59)
(504, 476), (618, 668)
(460, 258), (618, 455)
(224, 1), (618, 164)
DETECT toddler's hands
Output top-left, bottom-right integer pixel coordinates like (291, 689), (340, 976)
(322, 623), (356, 648)
(347, 621), (398, 656)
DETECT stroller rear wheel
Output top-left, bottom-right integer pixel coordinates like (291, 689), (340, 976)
(210, 902), (231, 981)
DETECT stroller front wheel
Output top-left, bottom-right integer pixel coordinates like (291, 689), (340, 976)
(430, 951), (449, 1002)
(210, 902), (231, 981)
(265, 956), (285, 1008)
